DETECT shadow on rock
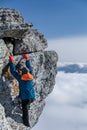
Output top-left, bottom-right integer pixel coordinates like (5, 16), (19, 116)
(0, 76), (22, 123)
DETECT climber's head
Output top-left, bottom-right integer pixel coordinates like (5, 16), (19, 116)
(16, 62), (28, 75)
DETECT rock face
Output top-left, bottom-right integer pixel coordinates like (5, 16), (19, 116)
(0, 8), (58, 130)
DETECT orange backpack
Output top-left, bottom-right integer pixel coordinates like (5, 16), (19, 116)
(21, 73), (33, 80)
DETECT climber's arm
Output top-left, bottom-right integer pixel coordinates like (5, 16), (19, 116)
(9, 55), (20, 80)
(10, 62), (19, 78)
(26, 60), (33, 74)
(23, 54), (33, 74)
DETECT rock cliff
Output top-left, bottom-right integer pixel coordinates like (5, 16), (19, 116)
(0, 8), (58, 130)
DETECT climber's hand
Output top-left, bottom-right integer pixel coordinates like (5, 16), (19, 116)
(9, 55), (14, 62)
(23, 54), (29, 60)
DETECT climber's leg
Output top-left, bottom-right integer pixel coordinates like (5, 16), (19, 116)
(29, 98), (35, 103)
(21, 99), (30, 127)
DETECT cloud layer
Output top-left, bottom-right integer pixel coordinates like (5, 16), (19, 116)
(47, 36), (87, 62)
(32, 69), (87, 130)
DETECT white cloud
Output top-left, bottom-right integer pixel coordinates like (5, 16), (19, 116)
(47, 35), (87, 63)
(32, 70), (87, 130)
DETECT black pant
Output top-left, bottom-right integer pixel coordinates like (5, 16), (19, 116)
(21, 99), (35, 127)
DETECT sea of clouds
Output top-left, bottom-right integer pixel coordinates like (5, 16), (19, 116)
(32, 64), (87, 130)
(32, 35), (87, 130)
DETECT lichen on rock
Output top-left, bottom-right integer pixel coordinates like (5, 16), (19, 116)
(0, 8), (58, 130)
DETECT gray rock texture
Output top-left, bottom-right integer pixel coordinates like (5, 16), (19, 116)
(0, 104), (12, 130)
(0, 8), (58, 130)
(0, 8), (29, 38)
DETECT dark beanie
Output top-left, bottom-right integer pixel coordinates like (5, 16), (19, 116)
(16, 62), (28, 75)
(21, 67), (28, 75)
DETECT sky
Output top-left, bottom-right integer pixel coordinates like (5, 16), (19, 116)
(32, 66), (87, 130)
(0, 0), (87, 62)
(0, 0), (87, 39)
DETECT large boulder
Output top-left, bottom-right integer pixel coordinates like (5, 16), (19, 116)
(0, 8), (58, 130)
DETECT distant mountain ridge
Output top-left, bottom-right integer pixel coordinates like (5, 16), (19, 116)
(58, 63), (87, 73)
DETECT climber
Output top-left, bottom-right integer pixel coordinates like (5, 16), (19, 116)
(9, 54), (35, 127)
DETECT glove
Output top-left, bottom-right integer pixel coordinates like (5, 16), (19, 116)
(9, 55), (14, 62)
(23, 54), (29, 60)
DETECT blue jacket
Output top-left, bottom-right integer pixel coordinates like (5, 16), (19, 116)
(10, 60), (35, 100)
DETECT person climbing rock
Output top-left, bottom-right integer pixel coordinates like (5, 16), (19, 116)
(9, 54), (35, 127)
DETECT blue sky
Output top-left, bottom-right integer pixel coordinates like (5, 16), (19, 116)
(0, 0), (87, 39)
(0, 0), (87, 62)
